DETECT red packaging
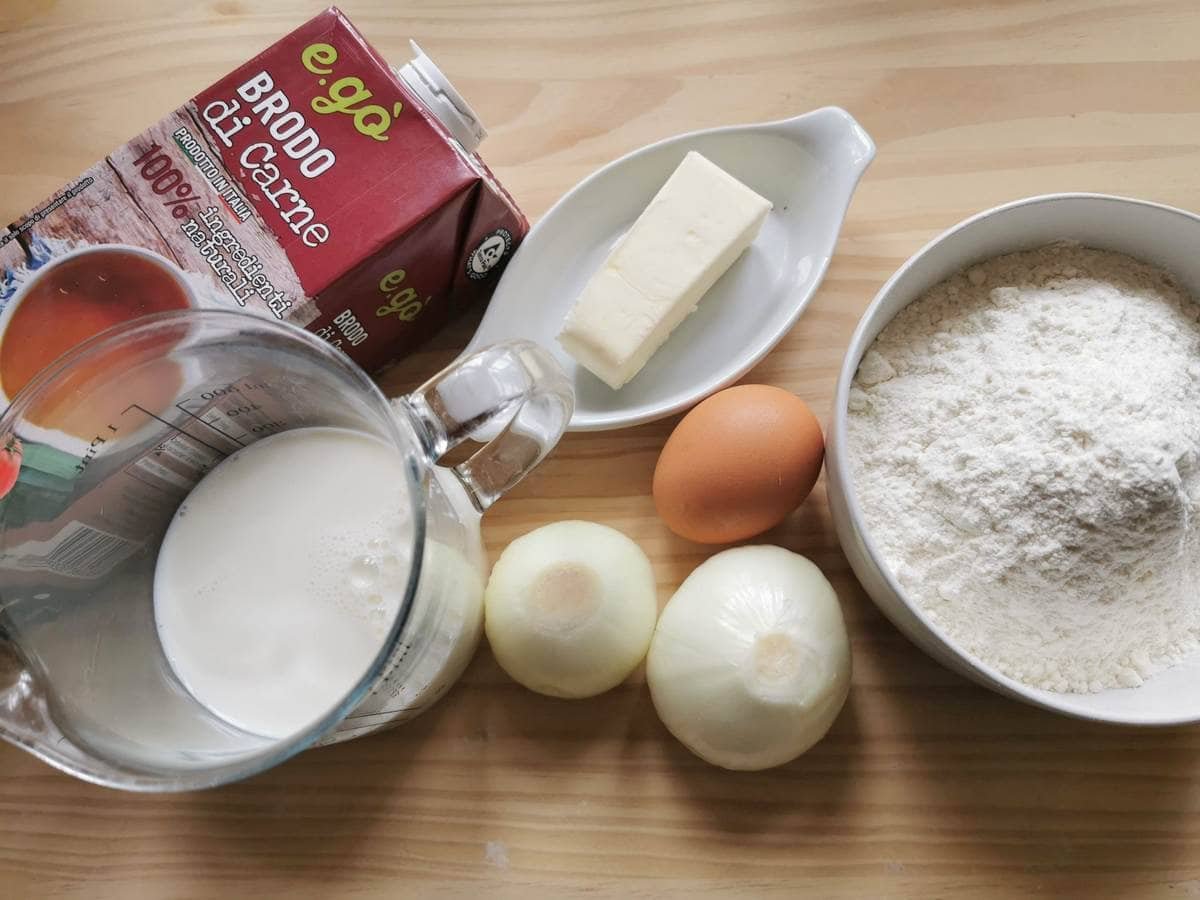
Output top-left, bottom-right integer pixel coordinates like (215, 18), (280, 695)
(0, 7), (525, 391)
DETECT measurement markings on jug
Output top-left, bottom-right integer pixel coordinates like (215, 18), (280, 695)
(74, 424), (117, 474)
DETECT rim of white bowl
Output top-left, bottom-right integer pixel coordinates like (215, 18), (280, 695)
(830, 191), (1200, 726)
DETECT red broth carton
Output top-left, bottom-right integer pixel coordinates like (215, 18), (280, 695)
(0, 7), (525, 401)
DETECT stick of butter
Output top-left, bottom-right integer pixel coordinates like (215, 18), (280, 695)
(557, 151), (772, 390)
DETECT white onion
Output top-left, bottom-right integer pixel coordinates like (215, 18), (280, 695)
(646, 546), (851, 770)
(484, 521), (658, 699)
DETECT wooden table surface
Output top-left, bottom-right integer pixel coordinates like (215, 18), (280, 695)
(3, 0), (1200, 896)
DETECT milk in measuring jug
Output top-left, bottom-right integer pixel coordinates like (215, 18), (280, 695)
(154, 426), (418, 739)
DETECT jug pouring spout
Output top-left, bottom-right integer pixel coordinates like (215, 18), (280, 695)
(0, 629), (45, 748)
(0, 630), (91, 783)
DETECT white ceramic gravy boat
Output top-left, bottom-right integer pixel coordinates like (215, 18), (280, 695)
(467, 107), (875, 431)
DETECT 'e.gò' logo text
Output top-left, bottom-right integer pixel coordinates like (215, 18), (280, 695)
(301, 43), (403, 142)
(376, 269), (430, 321)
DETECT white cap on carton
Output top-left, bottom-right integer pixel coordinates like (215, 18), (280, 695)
(396, 41), (487, 154)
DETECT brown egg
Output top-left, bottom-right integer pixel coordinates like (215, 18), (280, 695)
(652, 385), (825, 544)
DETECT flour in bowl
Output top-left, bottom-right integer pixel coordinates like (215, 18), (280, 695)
(848, 244), (1200, 693)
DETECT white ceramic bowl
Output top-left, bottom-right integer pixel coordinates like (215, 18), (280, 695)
(826, 193), (1200, 725)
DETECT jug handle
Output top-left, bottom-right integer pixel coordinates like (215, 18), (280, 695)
(397, 340), (574, 512)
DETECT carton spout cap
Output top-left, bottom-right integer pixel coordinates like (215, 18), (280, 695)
(397, 40), (487, 154)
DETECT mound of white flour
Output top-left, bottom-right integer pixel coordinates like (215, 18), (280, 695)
(848, 244), (1200, 693)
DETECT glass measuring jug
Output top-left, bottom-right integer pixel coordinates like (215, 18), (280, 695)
(0, 310), (572, 790)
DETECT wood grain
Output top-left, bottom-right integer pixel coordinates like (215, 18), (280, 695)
(3, 1), (1200, 897)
